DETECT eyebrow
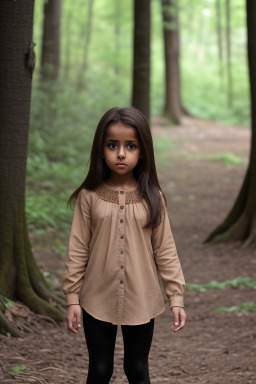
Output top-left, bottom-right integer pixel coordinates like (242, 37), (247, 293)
(105, 139), (138, 143)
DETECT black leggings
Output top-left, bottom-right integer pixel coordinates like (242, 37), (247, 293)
(82, 308), (154, 384)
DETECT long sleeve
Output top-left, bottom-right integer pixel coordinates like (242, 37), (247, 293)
(62, 189), (92, 306)
(152, 201), (185, 309)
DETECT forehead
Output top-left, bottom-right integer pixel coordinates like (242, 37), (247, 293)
(105, 122), (138, 140)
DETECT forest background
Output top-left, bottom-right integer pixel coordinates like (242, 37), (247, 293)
(28, 0), (248, 241)
(1, 0), (256, 382)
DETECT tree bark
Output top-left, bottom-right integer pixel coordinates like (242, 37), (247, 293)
(64, 6), (72, 79)
(76, 0), (94, 89)
(203, 0), (256, 248)
(225, 0), (232, 107)
(161, 0), (182, 124)
(132, 0), (150, 122)
(41, 0), (61, 81)
(0, 0), (63, 337)
(216, 0), (223, 78)
(81, 0), (94, 75)
(114, 0), (121, 76)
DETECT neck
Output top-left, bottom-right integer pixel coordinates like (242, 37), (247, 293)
(105, 173), (137, 189)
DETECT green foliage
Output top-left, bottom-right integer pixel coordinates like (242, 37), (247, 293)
(180, 0), (249, 125)
(186, 152), (245, 165)
(209, 153), (245, 165)
(12, 365), (30, 374)
(214, 302), (256, 313)
(186, 277), (256, 292)
(33, 0), (249, 125)
(0, 295), (14, 308)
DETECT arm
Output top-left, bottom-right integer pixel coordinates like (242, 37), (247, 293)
(62, 189), (91, 307)
(152, 196), (186, 330)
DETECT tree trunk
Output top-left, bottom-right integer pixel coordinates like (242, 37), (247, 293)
(41, 0), (61, 81)
(216, 0), (223, 78)
(114, 0), (121, 76)
(76, 0), (94, 89)
(64, 6), (72, 79)
(81, 0), (94, 75)
(132, 0), (150, 122)
(203, 0), (256, 248)
(0, 0), (63, 337)
(161, 0), (182, 124)
(225, 0), (232, 107)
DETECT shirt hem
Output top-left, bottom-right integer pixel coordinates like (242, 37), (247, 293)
(80, 304), (166, 325)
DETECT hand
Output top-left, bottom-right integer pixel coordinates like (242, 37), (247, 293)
(171, 306), (186, 332)
(66, 304), (82, 334)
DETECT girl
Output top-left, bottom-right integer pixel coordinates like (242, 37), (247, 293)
(62, 107), (186, 384)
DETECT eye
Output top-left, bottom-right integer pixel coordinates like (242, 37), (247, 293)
(108, 143), (117, 150)
(127, 143), (136, 150)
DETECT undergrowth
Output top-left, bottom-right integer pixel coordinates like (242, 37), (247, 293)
(186, 277), (256, 292)
(214, 302), (256, 313)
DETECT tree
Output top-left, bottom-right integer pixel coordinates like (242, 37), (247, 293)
(132, 0), (150, 121)
(0, 0), (63, 337)
(76, 0), (94, 88)
(161, 0), (182, 124)
(225, 0), (232, 107)
(80, 0), (94, 76)
(204, 0), (256, 248)
(41, 0), (61, 81)
(216, 0), (224, 79)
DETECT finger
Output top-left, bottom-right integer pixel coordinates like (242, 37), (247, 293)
(174, 315), (186, 332)
(76, 310), (82, 329)
(174, 312), (180, 327)
(67, 318), (79, 333)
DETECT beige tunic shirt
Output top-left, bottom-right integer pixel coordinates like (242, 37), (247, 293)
(62, 183), (185, 325)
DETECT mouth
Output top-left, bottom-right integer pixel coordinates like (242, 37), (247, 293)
(115, 163), (127, 166)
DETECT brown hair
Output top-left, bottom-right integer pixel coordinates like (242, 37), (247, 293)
(68, 107), (167, 228)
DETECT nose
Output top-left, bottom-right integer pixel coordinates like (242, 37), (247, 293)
(117, 146), (125, 159)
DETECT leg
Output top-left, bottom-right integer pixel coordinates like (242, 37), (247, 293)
(82, 308), (117, 384)
(121, 318), (154, 384)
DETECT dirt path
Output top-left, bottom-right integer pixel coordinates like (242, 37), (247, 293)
(1, 118), (256, 384)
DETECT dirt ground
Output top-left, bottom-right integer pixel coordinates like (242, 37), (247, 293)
(1, 117), (256, 384)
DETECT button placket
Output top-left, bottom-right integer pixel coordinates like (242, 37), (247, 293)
(117, 190), (126, 324)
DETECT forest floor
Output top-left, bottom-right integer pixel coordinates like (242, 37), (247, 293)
(1, 117), (256, 384)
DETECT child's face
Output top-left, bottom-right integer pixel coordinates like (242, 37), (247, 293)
(103, 122), (141, 178)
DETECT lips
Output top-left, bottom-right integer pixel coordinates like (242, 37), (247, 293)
(116, 163), (127, 166)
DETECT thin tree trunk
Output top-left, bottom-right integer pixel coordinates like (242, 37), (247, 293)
(0, 0), (63, 337)
(114, 0), (121, 76)
(132, 0), (150, 122)
(225, 0), (232, 107)
(41, 0), (61, 81)
(76, 0), (94, 89)
(64, 6), (72, 79)
(204, 0), (256, 248)
(79, 0), (94, 77)
(161, 0), (182, 124)
(216, 0), (223, 78)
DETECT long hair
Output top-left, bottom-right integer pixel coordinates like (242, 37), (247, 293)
(68, 107), (167, 228)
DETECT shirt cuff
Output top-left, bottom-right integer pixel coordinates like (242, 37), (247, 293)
(65, 293), (80, 306)
(169, 294), (184, 308)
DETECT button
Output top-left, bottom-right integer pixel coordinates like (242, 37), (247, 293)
(120, 280), (124, 284)
(120, 250), (124, 254)
(120, 265), (124, 269)
(120, 235), (124, 239)
(120, 191), (124, 194)
(120, 219), (123, 223)
(120, 205), (124, 209)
